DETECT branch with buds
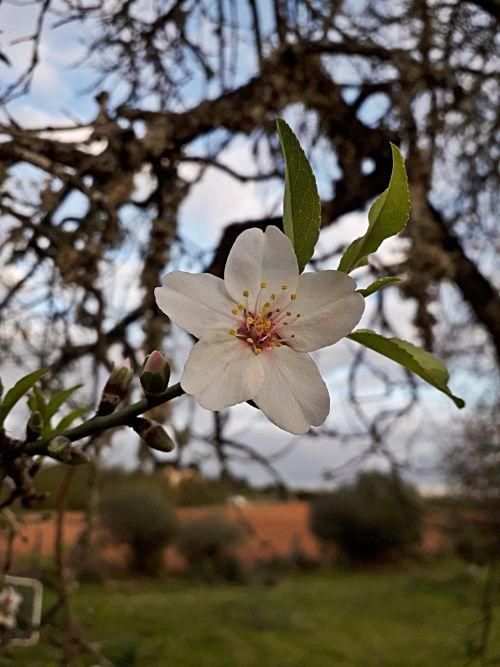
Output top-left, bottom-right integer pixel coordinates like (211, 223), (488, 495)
(0, 352), (183, 507)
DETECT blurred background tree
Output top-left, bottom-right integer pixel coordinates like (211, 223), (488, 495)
(443, 404), (500, 565)
(310, 470), (423, 563)
(0, 0), (498, 480)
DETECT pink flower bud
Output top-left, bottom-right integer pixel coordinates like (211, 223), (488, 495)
(97, 358), (133, 415)
(133, 417), (175, 452)
(140, 351), (170, 395)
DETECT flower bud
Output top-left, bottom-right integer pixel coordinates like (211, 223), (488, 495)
(67, 446), (90, 465)
(140, 351), (171, 395)
(47, 436), (72, 463)
(132, 417), (175, 453)
(97, 359), (133, 415)
(26, 411), (43, 441)
(47, 437), (89, 464)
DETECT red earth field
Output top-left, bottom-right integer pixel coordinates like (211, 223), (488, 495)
(1, 501), (451, 573)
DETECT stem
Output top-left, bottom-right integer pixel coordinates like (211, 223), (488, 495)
(25, 382), (184, 454)
(479, 558), (497, 666)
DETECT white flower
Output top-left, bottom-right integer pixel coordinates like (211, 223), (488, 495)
(155, 226), (364, 435)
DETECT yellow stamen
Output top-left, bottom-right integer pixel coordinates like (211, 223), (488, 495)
(243, 290), (249, 297)
(232, 308), (238, 315)
(260, 282), (267, 288)
(271, 294), (276, 300)
(281, 284), (288, 290)
(247, 317), (254, 324)
(237, 304), (244, 311)
(230, 329), (237, 335)
(291, 293), (296, 300)
(246, 337), (254, 344)
(277, 342), (283, 347)
(286, 310), (292, 316)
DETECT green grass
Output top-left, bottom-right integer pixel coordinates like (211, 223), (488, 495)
(3, 561), (499, 666)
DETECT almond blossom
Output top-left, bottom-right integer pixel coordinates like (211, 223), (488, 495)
(155, 226), (365, 434)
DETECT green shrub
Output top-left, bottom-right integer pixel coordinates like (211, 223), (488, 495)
(451, 522), (500, 566)
(176, 514), (243, 580)
(310, 471), (423, 563)
(100, 490), (177, 575)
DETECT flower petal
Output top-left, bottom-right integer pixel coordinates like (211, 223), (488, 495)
(181, 331), (265, 410)
(287, 271), (365, 352)
(254, 346), (330, 434)
(155, 271), (234, 338)
(224, 226), (299, 306)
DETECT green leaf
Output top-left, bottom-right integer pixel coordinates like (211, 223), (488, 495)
(357, 277), (401, 298)
(338, 144), (410, 273)
(276, 118), (321, 273)
(0, 368), (49, 427)
(347, 329), (465, 409)
(32, 386), (48, 420)
(46, 385), (82, 420)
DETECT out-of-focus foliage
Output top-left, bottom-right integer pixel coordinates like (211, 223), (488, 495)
(33, 464), (260, 510)
(310, 471), (423, 562)
(443, 404), (500, 564)
(176, 513), (243, 581)
(100, 489), (177, 575)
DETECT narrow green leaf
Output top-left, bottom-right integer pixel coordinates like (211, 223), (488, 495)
(357, 277), (401, 298)
(347, 329), (465, 408)
(338, 144), (410, 273)
(32, 386), (48, 421)
(27, 393), (38, 413)
(46, 385), (82, 420)
(0, 368), (49, 427)
(51, 406), (89, 437)
(276, 118), (321, 273)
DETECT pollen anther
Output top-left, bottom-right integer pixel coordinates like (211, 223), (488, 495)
(291, 293), (297, 300)
(260, 282), (267, 288)
(243, 290), (249, 297)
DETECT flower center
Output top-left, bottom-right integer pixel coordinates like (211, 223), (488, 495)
(228, 283), (301, 354)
